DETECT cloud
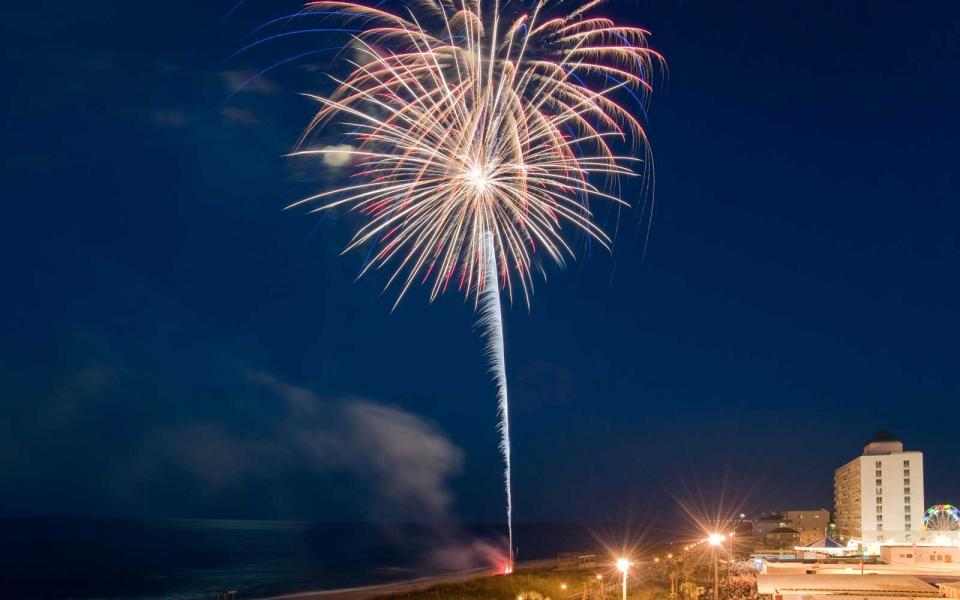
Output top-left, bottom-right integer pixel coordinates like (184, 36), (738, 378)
(220, 70), (279, 95)
(220, 107), (259, 125)
(150, 371), (464, 521)
(155, 423), (268, 492)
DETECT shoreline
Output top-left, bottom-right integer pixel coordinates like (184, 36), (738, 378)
(255, 559), (559, 600)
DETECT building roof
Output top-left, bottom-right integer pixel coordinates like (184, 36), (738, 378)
(802, 538), (845, 548)
(757, 574), (940, 596)
(868, 429), (900, 444)
(768, 527), (801, 534)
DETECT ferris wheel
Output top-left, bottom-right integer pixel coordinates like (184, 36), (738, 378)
(922, 505), (960, 532)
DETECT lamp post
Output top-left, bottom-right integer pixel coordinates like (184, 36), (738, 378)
(708, 534), (726, 600)
(617, 558), (631, 600)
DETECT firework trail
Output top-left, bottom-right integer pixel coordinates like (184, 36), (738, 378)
(478, 231), (513, 561)
(275, 0), (660, 567)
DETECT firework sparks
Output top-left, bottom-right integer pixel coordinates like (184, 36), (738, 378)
(287, 0), (661, 306)
(281, 0), (660, 567)
(478, 231), (513, 558)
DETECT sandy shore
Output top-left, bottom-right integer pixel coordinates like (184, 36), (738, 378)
(256, 559), (558, 600)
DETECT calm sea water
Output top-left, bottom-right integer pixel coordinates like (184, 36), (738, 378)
(0, 519), (601, 600)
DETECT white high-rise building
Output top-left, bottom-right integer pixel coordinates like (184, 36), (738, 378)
(834, 430), (924, 552)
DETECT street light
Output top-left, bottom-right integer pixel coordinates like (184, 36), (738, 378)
(707, 534), (726, 600)
(617, 558), (631, 600)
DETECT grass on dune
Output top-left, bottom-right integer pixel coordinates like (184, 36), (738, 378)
(375, 567), (662, 600)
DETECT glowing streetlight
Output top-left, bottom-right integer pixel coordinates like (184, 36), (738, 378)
(707, 534), (726, 600)
(667, 553), (673, 559)
(561, 584), (568, 591)
(617, 558), (631, 600)
(596, 575), (603, 581)
(654, 557), (660, 563)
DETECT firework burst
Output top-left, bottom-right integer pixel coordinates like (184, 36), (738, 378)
(288, 0), (661, 305)
(278, 0), (661, 566)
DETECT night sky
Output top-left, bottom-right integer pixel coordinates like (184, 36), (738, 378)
(2, 1), (959, 526)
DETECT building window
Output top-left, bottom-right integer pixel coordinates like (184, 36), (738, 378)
(877, 525), (883, 531)
(904, 469), (911, 476)
(905, 487), (911, 494)
(904, 460), (910, 466)
(876, 469), (883, 477)
(877, 488), (883, 496)
(877, 479), (883, 485)
(904, 478), (910, 485)
(905, 505), (911, 512)
(905, 496), (911, 503)
(876, 461), (882, 467)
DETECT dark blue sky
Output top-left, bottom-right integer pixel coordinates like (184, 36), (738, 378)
(1, 1), (958, 526)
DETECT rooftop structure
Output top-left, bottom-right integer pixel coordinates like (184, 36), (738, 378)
(757, 574), (940, 597)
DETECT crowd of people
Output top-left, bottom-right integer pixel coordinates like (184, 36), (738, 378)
(715, 571), (758, 600)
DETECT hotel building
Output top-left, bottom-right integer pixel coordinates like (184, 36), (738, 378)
(834, 430), (924, 551)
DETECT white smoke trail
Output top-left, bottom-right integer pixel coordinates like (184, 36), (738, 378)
(478, 231), (513, 566)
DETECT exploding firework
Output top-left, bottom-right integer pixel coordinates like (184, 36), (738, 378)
(281, 0), (660, 565)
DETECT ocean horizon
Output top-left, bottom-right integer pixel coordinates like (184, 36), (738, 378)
(0, 517), (630, 599)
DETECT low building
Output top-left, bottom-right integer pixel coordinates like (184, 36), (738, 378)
(785, 510), (831, 546)
(795, 538), (853, 559)
(766, 527), (801, 549)
(757, 574), (940, 600)
(880, 544), (960, 565)
(755, 513), (790, 538)
(753, 511), (832, 546)
(940, 582), (960, 599)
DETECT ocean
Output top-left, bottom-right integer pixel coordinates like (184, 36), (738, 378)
(0, 518), (602, 600)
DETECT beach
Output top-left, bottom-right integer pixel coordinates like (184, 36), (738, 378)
(256, 559), (561, 600)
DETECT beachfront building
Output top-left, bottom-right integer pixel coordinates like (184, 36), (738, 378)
(784, 509), (831, 545)
(881, 544), (960, 565)
(753, 513), (789, 538)
(765, 527), (801, 549)
(757, 574), (940, 600)
(834, 430), (924, 552)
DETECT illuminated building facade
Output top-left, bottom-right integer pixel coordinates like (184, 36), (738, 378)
(784, 509), (831, 545)
(834, 430), (924, 551)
